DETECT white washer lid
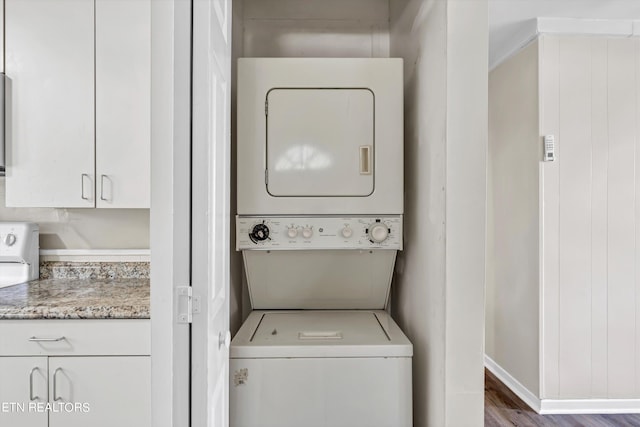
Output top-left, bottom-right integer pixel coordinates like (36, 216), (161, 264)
(231, 310), (413, 358)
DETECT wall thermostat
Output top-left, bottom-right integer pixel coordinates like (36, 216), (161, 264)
(543, 135), (555, 162)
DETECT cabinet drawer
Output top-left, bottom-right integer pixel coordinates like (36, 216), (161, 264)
(0, 319), (150, 356)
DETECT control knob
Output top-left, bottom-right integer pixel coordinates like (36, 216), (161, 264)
(368, 223), (389, 243)
(249, 223), (270, 243)
(341, 227), (353, 238)
(4, 233), (17, 247)
(302, 227), (313, 239)
(287, 227), (298, 238)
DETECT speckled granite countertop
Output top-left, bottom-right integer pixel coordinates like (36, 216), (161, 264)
(0, 278), (150, 320)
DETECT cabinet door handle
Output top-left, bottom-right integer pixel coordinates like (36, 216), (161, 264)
(28, 336), (65, 342)
(100, 174), (109, 201)
(53, 367), (63, 401)
(81, 173), (90, 200)
(29, 367), (39, 401)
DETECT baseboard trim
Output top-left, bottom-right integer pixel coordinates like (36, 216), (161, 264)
(539, 399), (640, 415)
(485, 355), (640, 414)
(484, 355), (541, 413)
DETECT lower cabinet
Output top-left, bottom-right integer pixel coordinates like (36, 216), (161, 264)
(48, 356), (150, 427)
(0, 357), (48, 427)
(0, 320), (150, 427)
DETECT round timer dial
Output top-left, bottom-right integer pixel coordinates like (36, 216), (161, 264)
(368, 223), (389, 243)
(249, 223), (270, 243)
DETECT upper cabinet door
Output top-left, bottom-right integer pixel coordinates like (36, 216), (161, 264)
(5, 0), (95, 208)
(95, 0), (150, 208)
(266, 88), (375, 197)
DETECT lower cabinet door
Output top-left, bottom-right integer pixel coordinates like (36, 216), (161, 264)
(48, 356), (150, 427)
(0, 357), (48, 427)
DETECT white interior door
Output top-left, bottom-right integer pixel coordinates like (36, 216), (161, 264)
(191, 0), (232, 426)
(266, 88), (375, 197)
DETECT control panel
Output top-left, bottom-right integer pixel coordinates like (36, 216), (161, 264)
(0, 222), (39, 288)
(236, 216), (403, 250)
(543, 134), (555, 162)
(0, 222), (38, 261)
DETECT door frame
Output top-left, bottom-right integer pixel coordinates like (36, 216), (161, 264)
(150, 1), (193, 426)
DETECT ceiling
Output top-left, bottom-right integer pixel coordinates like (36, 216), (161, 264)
(489, 0), (640, 67)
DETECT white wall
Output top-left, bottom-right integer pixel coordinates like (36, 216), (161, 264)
(390, 0), (487, 425)
(390, 3), (447, 423)
(0, 178), (149, 249)
(241, 0), (390, 58)
(486, 41), (540, 396)
(445, 2), (487, 422)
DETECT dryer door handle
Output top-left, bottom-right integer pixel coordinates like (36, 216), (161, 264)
(360, 145), (372, 175)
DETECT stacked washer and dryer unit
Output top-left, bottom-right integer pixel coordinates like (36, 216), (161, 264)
(231, 58), (412, 427)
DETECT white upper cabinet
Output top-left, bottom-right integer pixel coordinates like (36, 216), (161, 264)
(96, 0), (150, 208)
(4, 0), (150, 208)
(5, 0), (95, 208)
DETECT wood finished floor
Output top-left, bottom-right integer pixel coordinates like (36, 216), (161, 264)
(485, 369), (640, 426)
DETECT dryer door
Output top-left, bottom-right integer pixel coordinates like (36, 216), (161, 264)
(266, 88), (374, 197)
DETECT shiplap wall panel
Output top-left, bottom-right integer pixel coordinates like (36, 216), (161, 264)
(606, 38), (637, 398)
(540, 35), (561, 399)
(557, 38), (593, 398)
(540, 36), (640, 400)
(590, 38), (609, 398)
